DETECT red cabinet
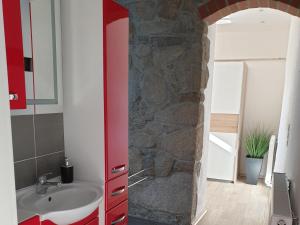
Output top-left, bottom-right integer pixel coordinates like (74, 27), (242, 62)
(106, 201), (128, 225)
(41, 208), (99, 225)
(19, 209), (98, 225)
(19, 209), (99, 225)
(86, 218), (99, 225)
(106, 173), (128, 210)
(19, 216), (39, 225)
(104, 0), (129, 181)
(103, 1), (129, 224)
(2, 0), (27, 109)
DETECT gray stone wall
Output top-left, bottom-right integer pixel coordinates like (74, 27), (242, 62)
(117, 0), (209, 224)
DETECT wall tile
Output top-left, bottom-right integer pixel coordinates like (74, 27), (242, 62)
(14, 159), (36, 190)
(11, 113), (65, 189)
(35, 113), (64, 156)
(11, 115), (35, 162)
(37, 152), (65, 179)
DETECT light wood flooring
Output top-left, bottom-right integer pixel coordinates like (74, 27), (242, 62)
(198, 179), (271, 225)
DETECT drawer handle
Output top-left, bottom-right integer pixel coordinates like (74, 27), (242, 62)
(9, 93), (18, 101)
(112, 187), (126, 196)
(111, 215), (126, 225)
(112, 166), (126, 174)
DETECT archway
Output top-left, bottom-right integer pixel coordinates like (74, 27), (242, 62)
(121, 0), (298, 225)
(197, 0), (298, 24)
(197, 2), (295, 225)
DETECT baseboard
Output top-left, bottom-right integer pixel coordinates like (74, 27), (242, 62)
(239, 173), (266, 179)
(192, 210), (207, 225)
(207, 178), (234, 183)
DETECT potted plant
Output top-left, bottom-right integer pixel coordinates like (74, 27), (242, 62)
(244, 129), (271, 185)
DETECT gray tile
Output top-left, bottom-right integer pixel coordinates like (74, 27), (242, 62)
(35, 113), (65, 156)
(128, 217), (169, 225)
(37, 152), (65, 179)
(14, 159), (36, 190)
(11, 115), (35, 162)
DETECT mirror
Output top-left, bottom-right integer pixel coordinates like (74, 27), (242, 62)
(20, 0), (58, 105)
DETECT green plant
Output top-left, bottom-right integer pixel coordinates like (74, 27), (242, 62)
(245, 129), (271, 159)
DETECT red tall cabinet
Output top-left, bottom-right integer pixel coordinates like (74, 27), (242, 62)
(103, 1), (129, 225)
(2, 0), (27, 109)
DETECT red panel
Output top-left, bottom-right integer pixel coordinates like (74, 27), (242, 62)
(19, 216), (40, 225)
(106, 173), (128, 210)
(86, 218), (99, 225)
(2, 0), (27, 109)
(42, 220), (55, 225)
(41, 208), (98, 225)
(103, 0), (129, 181)
(106, 200), (128, 225)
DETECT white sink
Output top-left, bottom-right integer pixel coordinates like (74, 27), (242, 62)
(17, 182), (102, 225)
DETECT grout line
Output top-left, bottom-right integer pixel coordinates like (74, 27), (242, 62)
(14, 150), (64, 164)
(35, 150), (64, 159)
(14, 156), (36, 164)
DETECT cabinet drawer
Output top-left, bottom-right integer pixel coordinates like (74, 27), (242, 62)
(106, 174), (128, 210)
(86, 217), (99, 225)
(106, 200), (128, 225)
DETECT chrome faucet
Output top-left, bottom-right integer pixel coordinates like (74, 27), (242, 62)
(36, 173), (61, 195)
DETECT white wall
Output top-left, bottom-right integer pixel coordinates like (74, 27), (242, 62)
(61, 1), (104, 224)
(275, 17), (300, 173)
(215, 24), (290, 60)
(0, 3), (18, 224)
(274, 16), (300, 218)
(240, 60), (286, 175)
(214, 22), (289, 176)
(193, 24), (216, 224)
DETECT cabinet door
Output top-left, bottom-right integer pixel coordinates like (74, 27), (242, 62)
(86, 218), (99, 225)
(41, 208), (99, 225)
(106, 200), (128, 225)
(106, 173), (128, 210)
(104, 0), (129, 181)
(2, 0), (26, 109)
(19, 216), (40, 225)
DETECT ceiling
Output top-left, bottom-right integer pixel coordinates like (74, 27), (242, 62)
(218, 8), (292, 26)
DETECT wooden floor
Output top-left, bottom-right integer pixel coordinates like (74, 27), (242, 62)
(198, 179), (271, 225)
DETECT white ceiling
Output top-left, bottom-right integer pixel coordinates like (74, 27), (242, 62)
(218, 8), (292, 26)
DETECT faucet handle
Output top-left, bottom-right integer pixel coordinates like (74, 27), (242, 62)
(38, 172), (52, 184)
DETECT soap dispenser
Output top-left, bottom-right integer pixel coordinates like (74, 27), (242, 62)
(61, 157), (73, 183)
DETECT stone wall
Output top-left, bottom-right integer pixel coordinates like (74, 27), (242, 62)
(117, 0), (210, 224)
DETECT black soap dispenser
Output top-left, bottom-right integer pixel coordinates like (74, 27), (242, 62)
(61, 157), (73, 183)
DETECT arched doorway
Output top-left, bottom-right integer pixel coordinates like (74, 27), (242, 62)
(196, 2), (297, 225)
(123, 0), (299, 224)
(197, 0), (299, 24)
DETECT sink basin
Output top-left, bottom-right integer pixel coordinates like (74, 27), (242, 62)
(17, 182), (102, 225)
